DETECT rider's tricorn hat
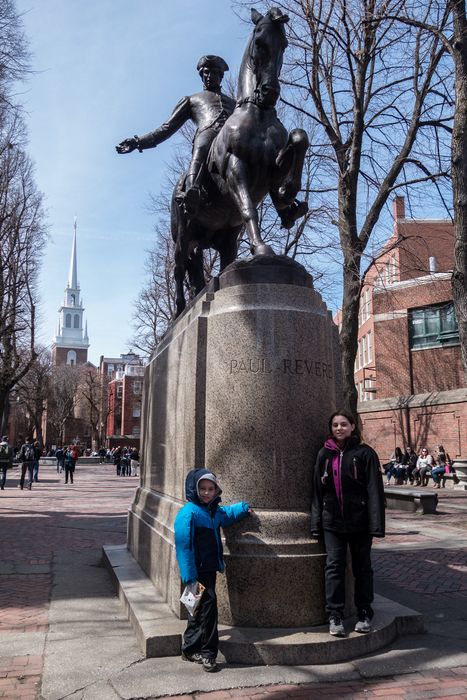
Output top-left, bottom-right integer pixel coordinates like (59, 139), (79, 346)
(197, 55), (229, 74)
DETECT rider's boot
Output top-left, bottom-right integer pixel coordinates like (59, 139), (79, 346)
(183, 187), (201, 216)
(279, 199), (308, 229)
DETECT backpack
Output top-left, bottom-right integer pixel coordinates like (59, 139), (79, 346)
(0, 443), (9, 461)
(23, 444), (35, 461)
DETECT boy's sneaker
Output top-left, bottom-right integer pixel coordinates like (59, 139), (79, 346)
(329, 614), (345, 637)
(355, 611), (372, 633)
(202, 657), (218, 672)
(181, 651), (203, 663)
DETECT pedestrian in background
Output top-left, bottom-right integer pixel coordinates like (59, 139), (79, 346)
(17, 437), (36, 490)
(311, 410), (385, 637)
(0, 435), (14, 490)
(32, 441), (42, 482)
(64, 446), (75, 484)
(413, 447), (433, 486)
(55, 446), (64, 473)
(403, 446), (418, 484)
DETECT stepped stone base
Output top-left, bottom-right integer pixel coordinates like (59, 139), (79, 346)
(103, 544), (424, 666)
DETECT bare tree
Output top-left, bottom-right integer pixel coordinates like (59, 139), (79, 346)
(46, 365), (81, 446)
(233, 0), (452, 414)
(0, 2), (46, 433)
(77, 364), (101, 450)
(387, 0), (467, 379)
(0, 115), (46, 433)
(15, 346), (52, 447)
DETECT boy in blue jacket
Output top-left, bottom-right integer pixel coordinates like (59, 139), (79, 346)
(174, 468), (250, 672)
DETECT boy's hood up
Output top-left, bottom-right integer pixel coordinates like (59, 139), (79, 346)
(185, 468), (222, 506)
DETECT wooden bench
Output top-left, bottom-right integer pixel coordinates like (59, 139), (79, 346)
(384, 487), (438, 514)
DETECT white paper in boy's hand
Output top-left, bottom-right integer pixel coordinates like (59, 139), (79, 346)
(180, 581), (205, 616)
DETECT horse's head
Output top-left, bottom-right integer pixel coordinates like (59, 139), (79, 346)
(248, 7), (289, 108)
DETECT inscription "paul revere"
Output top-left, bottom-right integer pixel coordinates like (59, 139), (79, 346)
(229, 358), (333, 378)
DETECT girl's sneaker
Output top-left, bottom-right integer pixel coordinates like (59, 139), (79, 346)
(355, 611), (372, 633)
(329, 614), (345, 637)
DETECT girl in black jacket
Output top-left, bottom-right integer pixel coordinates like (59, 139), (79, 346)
(311, 410), (385, 637)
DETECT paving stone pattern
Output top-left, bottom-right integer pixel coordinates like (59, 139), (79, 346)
(1, 464), (467, 699)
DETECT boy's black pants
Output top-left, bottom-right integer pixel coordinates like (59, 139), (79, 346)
(181, 571), (218, 660)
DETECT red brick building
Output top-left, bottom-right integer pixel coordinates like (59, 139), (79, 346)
(101, 353), (145, 449)
(354, 197), (466, 460)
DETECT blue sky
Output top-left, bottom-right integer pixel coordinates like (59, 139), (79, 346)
(17, 0), (250, 365)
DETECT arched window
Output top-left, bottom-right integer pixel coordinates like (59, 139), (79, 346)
(67, 350), (77, 366)
(74, 314), (80, 328)
(70, 293), (75, 306)
(65, 313), (72, 328)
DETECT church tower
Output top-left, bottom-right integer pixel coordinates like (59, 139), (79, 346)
(52, 219), (90, 366)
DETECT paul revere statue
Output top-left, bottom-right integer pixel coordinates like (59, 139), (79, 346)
(116, 55), (235, 215)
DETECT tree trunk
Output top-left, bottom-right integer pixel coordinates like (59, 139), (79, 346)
(338, 176), (362, 418)
(339, 262), (361, 418)
(451, 0), (467, 383)
(0, 391), (9, 436)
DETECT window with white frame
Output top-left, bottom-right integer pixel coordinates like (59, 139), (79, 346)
(358, 338), (364, 368)
(391, 255), (397, 282)
(116, 384), (123, 399)
(367, 331), (372, 362)
(133, 381), (142, 394)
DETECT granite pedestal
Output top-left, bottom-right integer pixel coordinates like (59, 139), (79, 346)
(127, 256), (342, 629)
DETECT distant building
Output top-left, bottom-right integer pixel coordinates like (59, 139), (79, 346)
(98, 353), (145, 449)
(51, 219), (89, 367)
(348, 196), (466, 460)
(44, 221), (94, 448)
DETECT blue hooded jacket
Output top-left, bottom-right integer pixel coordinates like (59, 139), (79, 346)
(174, 468), (250, 584)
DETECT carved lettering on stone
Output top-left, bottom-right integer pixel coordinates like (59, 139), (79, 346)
(229, 358), (333, 379)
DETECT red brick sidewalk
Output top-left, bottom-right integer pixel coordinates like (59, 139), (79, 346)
(1, 463), (467, 699)
(163, 669), (467, 699)
(0, 462), (135, 699)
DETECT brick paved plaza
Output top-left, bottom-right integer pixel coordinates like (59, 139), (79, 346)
(1, 462), (467, 699)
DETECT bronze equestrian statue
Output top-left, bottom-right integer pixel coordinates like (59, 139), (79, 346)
(117, 7), (309, 317)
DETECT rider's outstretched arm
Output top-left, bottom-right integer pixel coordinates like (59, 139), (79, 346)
(137, 96), (192, 149)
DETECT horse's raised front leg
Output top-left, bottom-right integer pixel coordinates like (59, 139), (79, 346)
(271, 128), (309, 229)
(226, 155), (275, 256)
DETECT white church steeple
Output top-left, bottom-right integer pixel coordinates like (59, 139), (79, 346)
(68, 217), (78, 289)
(52, 219), (90, 366)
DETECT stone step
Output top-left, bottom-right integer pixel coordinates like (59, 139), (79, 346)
(103, 544), (424, 665)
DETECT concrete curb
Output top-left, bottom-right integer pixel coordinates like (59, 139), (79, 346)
(103, 544), (424, 666)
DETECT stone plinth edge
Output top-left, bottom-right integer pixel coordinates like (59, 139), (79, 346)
(219, 254), (313, 290)
(103, 544), (424, 665)
(102, 544), (185, 658)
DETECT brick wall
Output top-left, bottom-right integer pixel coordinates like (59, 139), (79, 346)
(360, 396), (467, 460)
(53, 346), (88, 366)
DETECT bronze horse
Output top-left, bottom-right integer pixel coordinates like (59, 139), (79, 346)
(172, 7), (309, 316)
